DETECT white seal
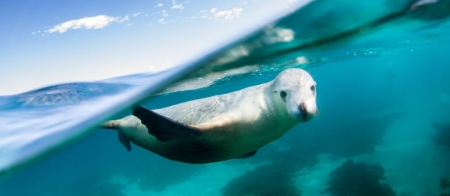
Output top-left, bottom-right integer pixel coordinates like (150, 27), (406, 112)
(103, 68), (317, 163)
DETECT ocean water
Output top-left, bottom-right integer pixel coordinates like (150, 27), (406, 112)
(1, 0), (450, 196)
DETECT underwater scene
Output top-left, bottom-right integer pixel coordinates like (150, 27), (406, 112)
(1, 0), (450, 195)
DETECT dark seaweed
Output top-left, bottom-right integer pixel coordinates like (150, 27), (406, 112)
(439, 177), (450, 196)
(324, 160), (396, 196)
(222, 149), (318, 196)
(222, 163), (301, 196)
(433, 124), (450, 150)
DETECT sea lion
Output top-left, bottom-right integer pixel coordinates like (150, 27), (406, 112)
(102, 68), (317, 164)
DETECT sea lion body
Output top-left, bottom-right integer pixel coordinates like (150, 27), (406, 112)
(104, 68), (317, 164)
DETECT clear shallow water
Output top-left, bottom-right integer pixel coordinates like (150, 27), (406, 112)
(1, 0), (450, 195)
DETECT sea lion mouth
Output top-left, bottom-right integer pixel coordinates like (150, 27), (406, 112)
(300, 112), (314, 122)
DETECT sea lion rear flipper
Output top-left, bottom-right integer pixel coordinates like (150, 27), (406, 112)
(132, 105), (202, 142)
(118, 132), (132, 151)
(236, 150), (257, 159)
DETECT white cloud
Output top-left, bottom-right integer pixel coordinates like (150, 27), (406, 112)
(45, 15), (128, 33)
(171, 0), (184, 9)
(119, 16), (129, 22)
(158, 18), (166, 24)
(216, 8), (243, 19)
(157, 3), (163, 7)
(132, 12), (142, 17)
(161, 10), (169, 16)
(172, 4), (184, 9)
(204, 8), (243, 20)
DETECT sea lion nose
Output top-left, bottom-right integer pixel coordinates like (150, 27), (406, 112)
(299, 103), (314, 121)
(298, 103), (307, 115)
(299, 102), (307, 112)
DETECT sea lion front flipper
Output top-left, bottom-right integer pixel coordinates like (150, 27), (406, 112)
(236, 150), (257, 159)
(118, 132), (132, 151)
(132, 105), (202, 142)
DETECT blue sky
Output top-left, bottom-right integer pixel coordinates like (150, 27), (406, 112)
(0, 0), (309, 95)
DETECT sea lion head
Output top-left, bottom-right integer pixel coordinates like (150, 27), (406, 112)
(271, 68), (317, 122)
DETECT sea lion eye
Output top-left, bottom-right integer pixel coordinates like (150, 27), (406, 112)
(280, 91), (287, 99)
(310, 85), (316, 92)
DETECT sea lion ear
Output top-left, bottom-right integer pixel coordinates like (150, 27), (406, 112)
(132, 105), (202, 142)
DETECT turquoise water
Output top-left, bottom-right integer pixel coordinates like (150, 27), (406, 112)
(1, 0), (450, 195)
